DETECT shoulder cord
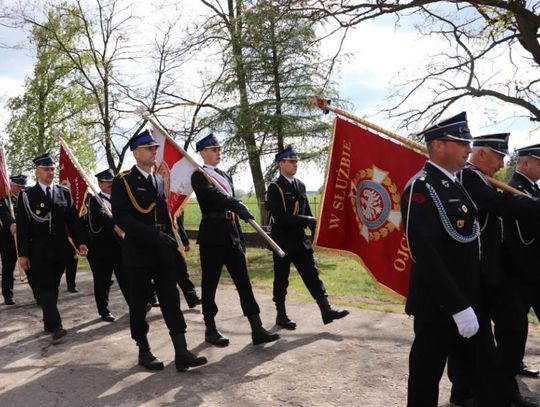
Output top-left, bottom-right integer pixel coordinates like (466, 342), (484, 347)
(405, 178), (418, 264)
(270, 182), (299, 215)
(121, 176), (156, 214)
(425, 182), (480, 243)
(87, 199), (103, 234)
(515, 219), (535, 246)
(22, 191), (51, 223)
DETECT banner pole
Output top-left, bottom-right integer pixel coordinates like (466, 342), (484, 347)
(140, 110), (286, 258)
(308, 96), (526, 197)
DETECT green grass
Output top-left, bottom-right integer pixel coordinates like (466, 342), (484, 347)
(183, 244), (404, 313)
(182, 194), (323, 233)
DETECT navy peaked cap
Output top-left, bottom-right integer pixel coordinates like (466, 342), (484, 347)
(10, 174), (27, 186)
(472, 133), (509, 156)
(95, 168), (115, 181)
(32, 153), (56, 167)
(418, 112), (472, 142)
(128, 130), (159, 151)
(517, 143), (540, 159)
(196, 134), (221, 152)
(275, 145), (299, 162)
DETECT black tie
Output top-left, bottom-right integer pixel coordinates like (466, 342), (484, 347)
(147, 174), (156, 192)
(46, 186), (52, 202)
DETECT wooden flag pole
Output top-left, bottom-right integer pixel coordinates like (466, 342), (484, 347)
(141, 110), (286, 258)
(0, 145), (25, 280)
(308, 96), (526, 197)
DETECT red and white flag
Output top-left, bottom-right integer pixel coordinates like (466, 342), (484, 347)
(59, 145), (89, 216)
(315, 117), (426, 298)
(152, 126), (196, 217)
(0, 146), (10, 197)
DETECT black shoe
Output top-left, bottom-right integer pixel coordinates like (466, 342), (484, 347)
(518, 363), (540, 378)
(171, 333), (208, 372)
(51, 328), (67, 341)
(67, 287), (78, 293)
(449, 396), (476, 407)
(248, 314), (280, 345)
(205, 329), (230, 347)
(100, 313), (115, 322)
(512, 393), (539, 407)
(275, 302), (296, 330)
(4, 298), (15, 305)
(316, 297), (350, 325)
(145, 303), (152, 314)
(138, 350), (164, 371)
(186, 296), (202, 309)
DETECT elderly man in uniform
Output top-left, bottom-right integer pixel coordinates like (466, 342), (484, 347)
(0, 174), (27, 305)
(191, 134), (279, 347)
(504, 144), (540, 382)
(86, 169), (130, 322)
(111, 130), (207, 372)
(401, 113), (508, 407)
(16, 154), (87, 341)
(448, 134), (540, 407)
(266, 146), (349, 329)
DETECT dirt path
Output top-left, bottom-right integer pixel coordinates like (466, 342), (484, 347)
(1, 270), (539, 406)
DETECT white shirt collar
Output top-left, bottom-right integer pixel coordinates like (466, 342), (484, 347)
(100, 191), (111, 199)
(427, 160), (456, 182)
(136, 165), (153, 179)
(203, 164), (216, 170)
(38, 181), (53, 194)
(282, 174), (295, 184)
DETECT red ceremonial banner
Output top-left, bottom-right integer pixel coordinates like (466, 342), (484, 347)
(0, 147), (10, 197)
(153, 126), (196, 217)
(315, 117), (426, 298)
(59, 145), (88, 216)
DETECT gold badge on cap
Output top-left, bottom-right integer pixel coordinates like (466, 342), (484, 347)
(457, 219), (465, 228)
(40, 203), (45, 207)
(36, 210), (41, 215)
(461, 204), (468, 213)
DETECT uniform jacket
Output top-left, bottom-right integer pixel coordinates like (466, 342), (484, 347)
(0, 194), (17, 234)
(111, 166), (176, 267)
(86, 192), (120, 259)
(503, 171), (540, 282)
(16, 184), (84, 260)
(267, 175), (314, 253)
(191, 168), (245, 248)
(401, 162), (481, 321)
(459, 165), (540, 285)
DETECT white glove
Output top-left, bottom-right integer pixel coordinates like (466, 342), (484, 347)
(452, 307), (479, 338)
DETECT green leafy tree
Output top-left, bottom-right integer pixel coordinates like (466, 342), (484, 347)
(5, 7), (95, 175)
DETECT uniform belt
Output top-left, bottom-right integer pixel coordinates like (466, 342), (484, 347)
(202, 211), (233, 220)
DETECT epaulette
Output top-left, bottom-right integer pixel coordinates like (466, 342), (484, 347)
(118, 170), (131, 179)
(403, 170), (426, 192)
(57, 184), (69, 190)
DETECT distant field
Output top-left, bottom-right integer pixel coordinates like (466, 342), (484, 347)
(182, 194), (323, 231)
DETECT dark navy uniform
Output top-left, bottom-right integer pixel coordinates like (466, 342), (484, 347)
(454, 153), (540, 403)
(191, 168), (260, 319)
(0, 192), (19, 304)
(175, 215), (200, 308)
(16, 176), (84, 333)
(192, 132), (279, 347)
(111, 130), (206, 372)
(111, 166), (187, 340)
(402, 113), (508, 407)
(86, 174), (130, 319)
(267, 147), (348, 328)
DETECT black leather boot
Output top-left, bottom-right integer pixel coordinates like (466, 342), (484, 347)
(316, 297), (349, 325)
(247, 314), (280, 345)
(171, 333), (208, 372)
(275, 302), (296, 330)
(204, 317), (230, 347)
(136, 336), (164, 371)
(185, 293), (202, 309)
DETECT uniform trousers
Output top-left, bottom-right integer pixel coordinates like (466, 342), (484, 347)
(30, 258), (65, 331)
(272, 244), (326, 303)
(88, 252), (130, 316)
(409, 314), (508, 407)
(0, 230), (17, 300)
(200, 242), (260, 319)
(126, 247), (187, 341)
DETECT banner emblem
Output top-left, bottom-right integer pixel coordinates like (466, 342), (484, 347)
(350, 166), (401, 242)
